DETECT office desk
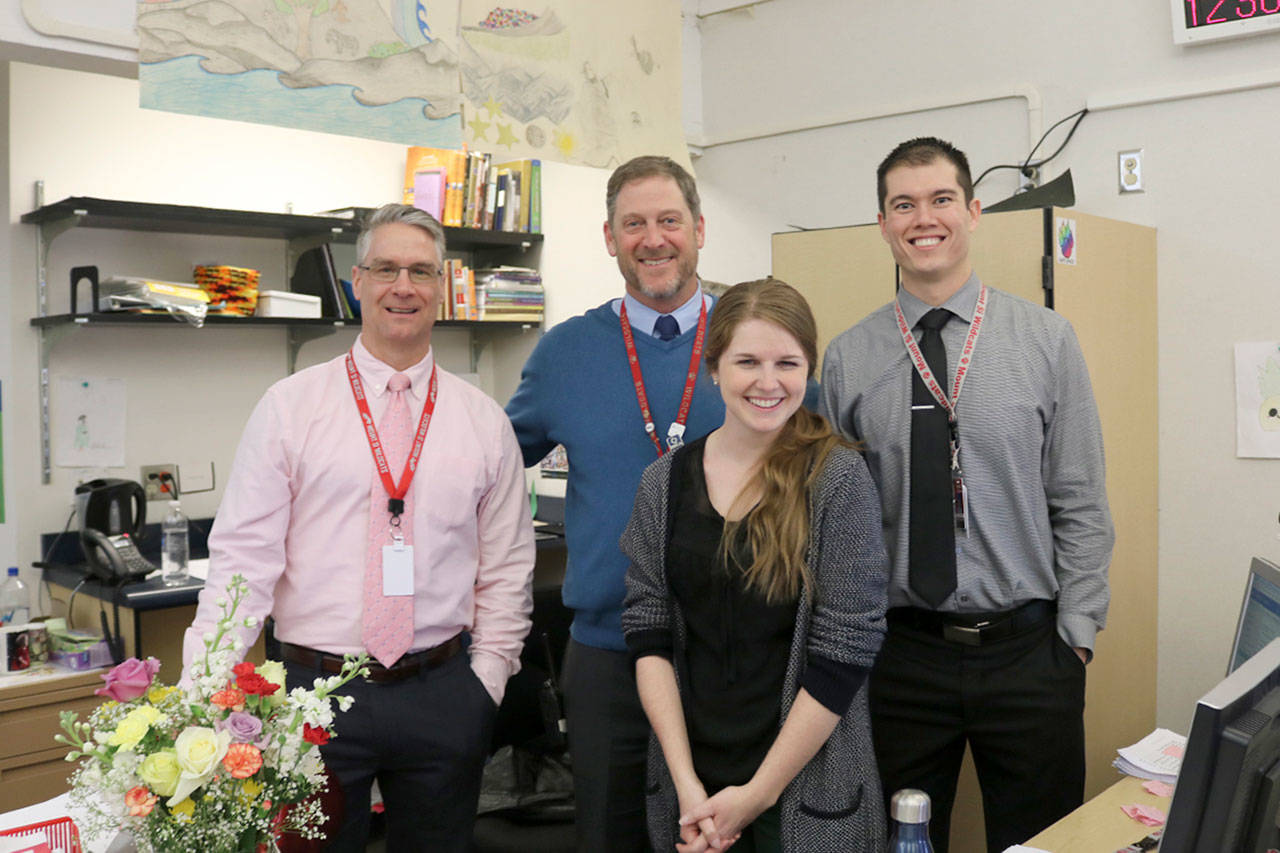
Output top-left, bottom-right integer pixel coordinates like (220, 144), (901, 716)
(1024, 776), (1170, 851)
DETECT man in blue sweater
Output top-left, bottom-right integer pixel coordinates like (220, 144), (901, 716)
(505, 155), (724, 851)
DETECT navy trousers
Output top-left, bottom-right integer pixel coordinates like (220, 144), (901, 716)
(286, 651), (497, 852)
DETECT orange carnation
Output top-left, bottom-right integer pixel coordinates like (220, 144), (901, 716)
(222, 742), (264, 779)
(125, 785), (158, 817)
(211, 686), (246, 712)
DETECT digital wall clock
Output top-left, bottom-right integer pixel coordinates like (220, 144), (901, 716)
(1172, 0), (1280, 44)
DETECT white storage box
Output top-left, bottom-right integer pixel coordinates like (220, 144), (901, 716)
(256, 290), (322, 318)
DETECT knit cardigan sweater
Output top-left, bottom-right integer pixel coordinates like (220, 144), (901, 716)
(621, 443), (890, 851)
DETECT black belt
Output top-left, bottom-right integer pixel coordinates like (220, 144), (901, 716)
(887, 600), (1056, 646)
(276, 634), (463, 683)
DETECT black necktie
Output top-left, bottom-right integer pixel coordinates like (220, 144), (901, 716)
(909, 308), (956, 608)
(654, 314), (680, 341)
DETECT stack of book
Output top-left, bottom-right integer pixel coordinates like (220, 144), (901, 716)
(474, 266), (544, 322)
(403, 146), (542, 233)
(439, 263), (543, 323)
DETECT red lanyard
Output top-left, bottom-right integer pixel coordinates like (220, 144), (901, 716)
(619, 297), (708, 456)
(894, 284), (988, 425)
(345, 350), (438, 519)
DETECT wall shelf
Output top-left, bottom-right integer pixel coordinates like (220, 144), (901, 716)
(25, 194), (544, 483)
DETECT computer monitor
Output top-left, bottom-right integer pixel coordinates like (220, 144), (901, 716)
(1160, 636), (1280, 852)
(1229, 557), (1280, 674)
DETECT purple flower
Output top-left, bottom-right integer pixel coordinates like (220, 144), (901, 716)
(220, 710), (263, 743)
(94, 657), (161, 702)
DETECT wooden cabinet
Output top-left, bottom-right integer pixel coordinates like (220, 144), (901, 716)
(0, 670), (104, 810)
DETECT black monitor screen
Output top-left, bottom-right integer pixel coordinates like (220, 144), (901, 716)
(1161, 637), (1280, 852)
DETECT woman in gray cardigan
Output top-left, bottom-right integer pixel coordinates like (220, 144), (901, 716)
(621, 279), (889, 852)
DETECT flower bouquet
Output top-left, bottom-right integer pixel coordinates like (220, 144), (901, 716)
(56, 575), (369, 852)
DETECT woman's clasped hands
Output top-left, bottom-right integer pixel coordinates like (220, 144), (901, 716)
(676, 780), (773, 852)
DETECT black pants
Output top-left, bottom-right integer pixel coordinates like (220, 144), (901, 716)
(869, 615), (1086, 853)
(285, 652), (497, 852)
(560, 639), (653, 853)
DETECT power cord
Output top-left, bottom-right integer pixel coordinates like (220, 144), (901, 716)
(157, 470), (209, 539)
(33, 507), (77, 619)
(973, 108), (1089, 189)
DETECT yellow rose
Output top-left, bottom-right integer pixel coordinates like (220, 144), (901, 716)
(138, 749), (181, 798)
(168, 726), (231, 806)
(108, 706), (165, 751)
(169, 798), (195, 822)
(257, 660), (288, 707)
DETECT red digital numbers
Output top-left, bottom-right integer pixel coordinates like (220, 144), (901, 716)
(1188, 0), (1280, 25)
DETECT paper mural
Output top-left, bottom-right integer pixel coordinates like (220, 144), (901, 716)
(1235, 341), (1280, 459)
(457, 1), (686, 168)
(137, 1), (687, 168)
(137, 0), (464, 147)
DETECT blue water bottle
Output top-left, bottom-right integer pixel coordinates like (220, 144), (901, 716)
(888, 789), (935, 852)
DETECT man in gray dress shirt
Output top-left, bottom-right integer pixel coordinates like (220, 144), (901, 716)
(821, 137), (1114, 852)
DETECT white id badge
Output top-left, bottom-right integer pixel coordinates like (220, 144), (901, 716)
(381, 542), (415, 596)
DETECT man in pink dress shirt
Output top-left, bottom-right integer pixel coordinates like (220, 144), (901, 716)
(182, 204), (536, 851)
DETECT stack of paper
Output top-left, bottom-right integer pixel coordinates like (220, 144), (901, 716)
(1114, 728), (1186, 783)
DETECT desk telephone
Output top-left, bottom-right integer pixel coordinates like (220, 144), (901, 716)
(80, 528), (157, 582)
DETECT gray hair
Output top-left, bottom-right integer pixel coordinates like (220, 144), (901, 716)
(355, 204), (446, 266)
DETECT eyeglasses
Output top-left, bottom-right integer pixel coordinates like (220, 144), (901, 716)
(358, 263), (444, 285)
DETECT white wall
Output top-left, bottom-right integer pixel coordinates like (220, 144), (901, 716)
(691, 0), (1280, 731)
(1, 62), (625, 596)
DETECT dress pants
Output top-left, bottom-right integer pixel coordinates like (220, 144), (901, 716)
(285, 651), (497, 852)
(561, 639), (653, 853)
(869, 615), (1086, 853)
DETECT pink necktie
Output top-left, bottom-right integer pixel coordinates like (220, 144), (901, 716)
(362, 372), (415, 667)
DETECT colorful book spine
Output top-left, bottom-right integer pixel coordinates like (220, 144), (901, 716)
(483, 165), (499, 231)
(529, 159), (542, 233)
(403, 148), (543, 232)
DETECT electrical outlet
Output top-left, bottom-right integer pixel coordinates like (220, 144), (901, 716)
(1118, 149), (1144, 193)
(140, 464), (179, 501)
(1019, 166), (1040, 192)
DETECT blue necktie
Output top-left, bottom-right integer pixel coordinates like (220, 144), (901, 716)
(654, 314), (680, 341)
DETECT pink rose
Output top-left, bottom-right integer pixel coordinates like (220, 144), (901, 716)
(94, 657), (161, 702)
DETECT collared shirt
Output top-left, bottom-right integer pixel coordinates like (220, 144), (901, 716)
(182, 336), (535, 704)
(820, 274), (1114, 651)
(611, 284), (710, 337)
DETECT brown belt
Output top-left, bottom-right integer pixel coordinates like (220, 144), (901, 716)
(275, 634), (463, 683)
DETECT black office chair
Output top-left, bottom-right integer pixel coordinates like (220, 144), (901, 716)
(471, 586), (576, 853)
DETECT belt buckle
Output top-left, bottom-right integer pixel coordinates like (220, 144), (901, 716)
(943, 624), (983, 646)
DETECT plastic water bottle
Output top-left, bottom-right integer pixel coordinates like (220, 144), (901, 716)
(888, 789), (935, 852)
(0, 567), (31, 625)
(161, 501), (190, 587)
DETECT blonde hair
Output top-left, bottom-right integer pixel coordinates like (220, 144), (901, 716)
(705, 278), (851, 604)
